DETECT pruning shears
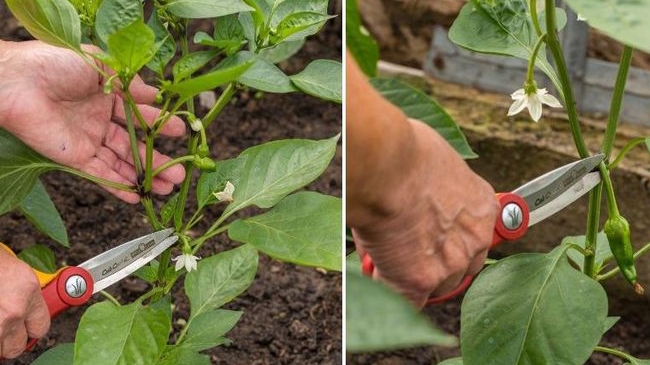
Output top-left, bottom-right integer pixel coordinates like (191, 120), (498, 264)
(361, 153), (606, 305)
(0, 228), (177, 351)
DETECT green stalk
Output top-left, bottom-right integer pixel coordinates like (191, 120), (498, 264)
(529, 0), (542, 37)
(583, 186), (602, 276)
(173, 23), (198, 231)
(544, 0), (589, 158)
(594, 346), (634, 362)
(202, 83), (236, 129)
(602, 46), (634, 158)
(99, 290), (121, 306)
(524, 33), (547, 89)
(57, 166), (135, 192)
(609, 137), (646, 170)
(122, 98), (143, 177)
(598, 240), (650, 281)
(151, 155), (196, 178)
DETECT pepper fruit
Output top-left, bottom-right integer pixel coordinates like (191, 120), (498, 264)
(604, 214), (644, 295)
(192, 155), (216, 171)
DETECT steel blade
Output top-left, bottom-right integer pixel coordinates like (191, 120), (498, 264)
(78, 228), (177, 293)
(528, 172), (601, 227)
(513, 154), (604, 213)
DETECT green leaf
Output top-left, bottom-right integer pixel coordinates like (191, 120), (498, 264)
(346, 252), (362, 276)
(74, 301), (171, 365)
(290, 59), (342, 103)
(146, 11), (175, 75)
(204, 135), (338, 217)
(94, 0), (142, 46)
(158, 348), (211, 365)
(272, 11), (333, 44)
(160, 194), (179, 226)
(32, 343), (74, 365)
(0, 129), (61, 216)
(602, 316), (619, 335)
(173, 50), (219, 82)
(238, 11), (258, 51)
(345, 0), (378, 77)
(196, 159), (241, 208)
(107, 20), (156, 77)
(563, 0), (650, 54)
(134, 260), (159, 283)
(167, 60), (253, 104)
(346, 272), (457, 352)
(18, 244), (57, 274)
(259, 40), (304, 63)
(185, 245), (258, 317)
(210, 14), (246, 55)
(271, 0), (328, 27)
(438, 358), (464, 365)
(216, 51), (296, 93)
(449, 1), (563, 94)
(564, 231), (613, 273)
(229, 192), (342, 271)
(461, 246), (609, 365)
(165, 0), (253, 19)
(370, 78), (477, 159)
(5, 0), (81, 51)
(182, 310), (241, 351)
(19, 180), (69, 247)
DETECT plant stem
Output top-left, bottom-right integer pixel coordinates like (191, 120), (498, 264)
(151, 155), (196, 178)
(57, 166), (135, 192)
(99, 290), (121, 306)
(608, 137), (647, 170)
(601, 165), (619, 216)
(594, 346), (634, 362)
(602, 46), (634, 158)
(192, 224), (230, 254)
(202, 83), (236, 129)
(525, 33), (547, 88)
(598, 241), (650, 281)
(122, 98), (143, 177)
(544, 0), (589, 158)
(583, 186), (602, 277)
(529, 0), (542, 37)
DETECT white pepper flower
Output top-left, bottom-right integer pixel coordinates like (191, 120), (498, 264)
(172, 253), (200, 272)
(213, 181), (235, 203)
(507, 87), (562, 122)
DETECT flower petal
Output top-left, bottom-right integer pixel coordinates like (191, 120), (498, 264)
(508, 97), (528, 116)
(528, 94), (543, 122)
(539, 92), (563, 108)
(173, 256), (185, 271)
(511, 88), (526, 98)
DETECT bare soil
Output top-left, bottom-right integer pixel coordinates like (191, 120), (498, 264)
(0, 3), (342, 364)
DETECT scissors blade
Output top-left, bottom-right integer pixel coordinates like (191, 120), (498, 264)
(512, 154), (604, 215)
(527, 171), (601, 226)
(78, 228), (178, 293)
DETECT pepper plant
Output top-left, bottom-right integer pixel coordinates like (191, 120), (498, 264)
(348, 0), (650, 363)
(1, 0), (341, 363)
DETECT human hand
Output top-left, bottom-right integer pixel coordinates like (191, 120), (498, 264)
(0, 248), (49, 359)
(351, 119), (498, 308)
(0, 40), (186, 203)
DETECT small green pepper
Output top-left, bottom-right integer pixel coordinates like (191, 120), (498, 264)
(604, 214), (644, 294)
(197, 144), (210, 158)
(192, 155), (216, 171)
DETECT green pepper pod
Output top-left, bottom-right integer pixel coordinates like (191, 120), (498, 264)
(604, 214), (644, 294)
(192, 155), (217, 171)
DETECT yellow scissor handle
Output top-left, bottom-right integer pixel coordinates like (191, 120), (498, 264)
(0, 242), (64, 287)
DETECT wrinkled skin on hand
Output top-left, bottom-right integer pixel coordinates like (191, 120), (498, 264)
(0, 40), (186, 203)
(347, 51), (498, 307)
(0, 249), (49, 359)
(351, 120), (498, 308)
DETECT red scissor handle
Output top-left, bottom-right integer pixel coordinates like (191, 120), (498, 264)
(24, 266), (94, 351)
(361, 192), (530, 305)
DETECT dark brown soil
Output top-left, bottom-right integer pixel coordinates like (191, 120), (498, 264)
(0, 2), (342, 364)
